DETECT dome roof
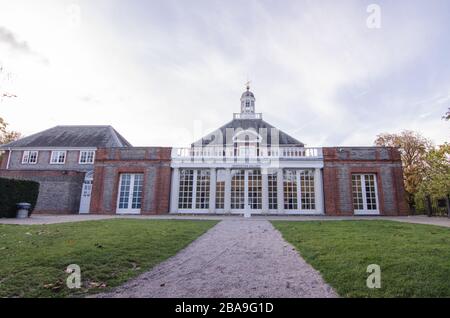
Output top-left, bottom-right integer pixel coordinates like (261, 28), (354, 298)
(241, 90), (255, 99)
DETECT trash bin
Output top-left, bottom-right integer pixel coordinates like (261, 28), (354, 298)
(16, 203), (31, 219)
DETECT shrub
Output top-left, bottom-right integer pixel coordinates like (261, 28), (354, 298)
(0, 178), (40, 218)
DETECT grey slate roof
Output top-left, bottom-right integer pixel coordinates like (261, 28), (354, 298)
(193, 118), (304, 147)
(0, 125), (132, 148)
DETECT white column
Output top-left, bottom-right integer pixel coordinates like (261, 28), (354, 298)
(314, 168), (324, 214)
(224, 168), (232, 213)
(209, 168), (216, 213)
(262, 169), (269, 213)
(277, 168), (284, 214)
(170, 168), (180, 213)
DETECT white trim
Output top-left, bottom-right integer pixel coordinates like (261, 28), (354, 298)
(78, 150), (96, 164)
(6, 148), (12, 169)
(170, 168), (180, 213)
(232, 129), (262, 143)
(5, 147), (97, 151)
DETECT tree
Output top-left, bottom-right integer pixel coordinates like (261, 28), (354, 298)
(0, 117), (21, 145)
(374, 130), (433, 211)
(417, 143), (450, 201)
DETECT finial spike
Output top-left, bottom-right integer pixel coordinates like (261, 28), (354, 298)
(245, 80), (251, 91)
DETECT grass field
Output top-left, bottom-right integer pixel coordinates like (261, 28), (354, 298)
(272, 220), (450, 297)
(0, 219), (217, 297)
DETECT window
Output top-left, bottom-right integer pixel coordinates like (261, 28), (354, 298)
(79, 150), (95, 164)
(352, 175), (364, 210)
(50, 151), (66, 164)
(22, 151), (38, 164)
(178, 169), (211, 210)
(268, 172), (278, 210)
(131, 174), (144, 209)
(118, 174), (131, 209)
(248, 170), (262, 209)
(283, 169), (297, 210)
(178, 169), (194, 209)
(215, 170), (225, 209)
(231, 169), (245, 209)
(117, 173), (143, 212)
(195, 170), (210, 209)
(352, 174), (379, 214)
(300, 170), (315, 210)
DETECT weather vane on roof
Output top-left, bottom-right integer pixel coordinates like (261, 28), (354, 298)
(245, 80), (251, 91)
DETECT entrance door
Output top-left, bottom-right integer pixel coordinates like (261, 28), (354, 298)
(79, 171), (93, 214)
(116, 173), (144, 214)
(230, 169), (262, 213)
(352, 174), (380, 215)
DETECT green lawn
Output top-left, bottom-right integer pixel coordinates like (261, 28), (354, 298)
(272, 220), (450, 298)
(0, 219), (217, 297)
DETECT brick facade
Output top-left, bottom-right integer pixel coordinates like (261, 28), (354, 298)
(89, 147), (172, 215)
(322, 147), (409, 216)
(1, 145), (409, 216)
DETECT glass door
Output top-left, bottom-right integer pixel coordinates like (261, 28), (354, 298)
(116, 173), (144, 214)
(352, 174), (379, 215)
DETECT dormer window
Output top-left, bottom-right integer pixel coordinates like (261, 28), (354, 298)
(50, 151), (66, 164)
(22, 151), (38, 164)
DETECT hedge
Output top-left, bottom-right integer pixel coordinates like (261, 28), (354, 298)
(0, 178), (40, 218)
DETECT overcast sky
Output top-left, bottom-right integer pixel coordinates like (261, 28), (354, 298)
(0, 0), (448, 147)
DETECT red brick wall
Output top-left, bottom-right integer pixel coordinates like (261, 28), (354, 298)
(323, 147), (409, 216)
(89, 147), (172, 215)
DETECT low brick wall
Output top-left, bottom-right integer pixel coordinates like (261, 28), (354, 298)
(0, 170), (85, 214)
(90, 147), (172, 215)
(323, 147), (409, 216)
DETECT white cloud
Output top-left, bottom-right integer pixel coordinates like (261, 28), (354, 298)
(0, 0), (448, 147)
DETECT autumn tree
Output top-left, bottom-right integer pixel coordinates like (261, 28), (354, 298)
(0, 117), (21, 145)
(417, 143), (450, 202)
(374, 130), (433, 211)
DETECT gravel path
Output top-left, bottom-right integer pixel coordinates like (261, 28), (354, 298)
(98, 220), (337, 298)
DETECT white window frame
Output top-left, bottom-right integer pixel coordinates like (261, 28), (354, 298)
(79, 150), (95, 164)
(50, 150), (67, 164)
(21, 151), (39, 164)
(352, 173), (380, 215)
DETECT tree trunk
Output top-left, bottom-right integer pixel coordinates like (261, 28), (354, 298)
(447, 195), (450, 219)
(426, 195), (433, 217)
